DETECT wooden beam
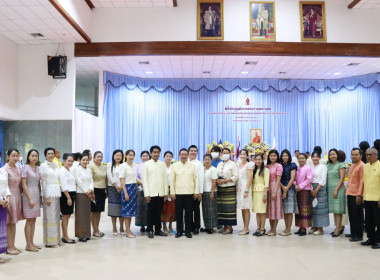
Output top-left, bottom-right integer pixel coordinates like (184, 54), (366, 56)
(49, 0), (91, 43)
(348, 0), (361, 9)
(75, 41), (380, 57)
(173, 0), (178, 7)
(85, 0), (95, 10)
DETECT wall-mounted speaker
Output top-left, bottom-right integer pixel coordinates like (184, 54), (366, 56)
(47, 55), (67, 79)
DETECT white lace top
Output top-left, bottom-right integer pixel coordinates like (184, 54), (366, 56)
(39, 161), (61, 198)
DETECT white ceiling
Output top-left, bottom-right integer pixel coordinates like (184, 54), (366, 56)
(76, 55), (380, 81)
(91, 0), (174, 8)
(353, 0), (380, 8)
(0, 0), (85, 44)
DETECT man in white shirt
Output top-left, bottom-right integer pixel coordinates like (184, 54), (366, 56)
(142, 146), (168, 239)
(171, 148), (199, 238)
(188, 145), (204, 235)
(292, 150), (300, 166)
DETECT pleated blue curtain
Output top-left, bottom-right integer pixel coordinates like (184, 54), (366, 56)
(103, 72), (380, 162)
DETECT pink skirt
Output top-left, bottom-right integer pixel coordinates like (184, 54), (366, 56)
(266, 180), (284, 220)
(7, 190), (24, 224)
(22, 190), (41, 219)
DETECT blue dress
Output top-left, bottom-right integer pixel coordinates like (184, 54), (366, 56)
(281, 163), (299, 214)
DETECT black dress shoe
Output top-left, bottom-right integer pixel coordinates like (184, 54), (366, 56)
(193, 229), (199, 235)
(148, 231), (154, 239)
(78, 238), (87, 243)
(361, 239), (374, 246)
(298, 231), (306, 236)
(295, 230), (301, 235)
(140, 227), (146, 233)
(371, 243), (380, 249)
(345, 234), (352, 238)
(185, 232), (192, 238)
(175, 233), (183, 238)
(155, 230), (168, 237)
(207, 229), (214, 234)
(86, 237), (91, 240)
(349, 237), (363, 242)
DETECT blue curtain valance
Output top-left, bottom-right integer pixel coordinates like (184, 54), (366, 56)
(103, 71), (380, 93)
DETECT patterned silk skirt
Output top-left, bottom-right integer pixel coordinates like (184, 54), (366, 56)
(43, 197), (61, 246)
(0, 206), (7, 254)
(295, 190), (312, 228)
(217, 185), (237, 226)
(107, 185), (122, 217)
(135, 189), (148, 226)
(311, 183), (330, 227)
(75, 193), (91, 239)
(7, 190), (24, 224)
(161, 199), (176, 222)
(282, 187), (299, 214)
(266, 180), (284, 220)
(202, 192), (218, 229)
(121, 184), (137, 218)
(22, 186), (41, 219)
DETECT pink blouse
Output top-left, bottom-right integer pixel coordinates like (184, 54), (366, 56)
(295, 164), (313, 190)
(267, 163), (283, 183)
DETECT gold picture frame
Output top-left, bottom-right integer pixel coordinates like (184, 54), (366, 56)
(197, 0), (224, 40)
(299, 1), (327, 42)
(250, 1), (276, 41)
(250, 129), (263, 144)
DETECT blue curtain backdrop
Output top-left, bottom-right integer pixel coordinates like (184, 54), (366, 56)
(103, 71), (380, 162)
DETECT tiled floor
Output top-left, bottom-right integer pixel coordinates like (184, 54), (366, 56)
(0, 212), (377, 280)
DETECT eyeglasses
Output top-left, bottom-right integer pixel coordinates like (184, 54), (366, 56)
(365, 153), (377, 157)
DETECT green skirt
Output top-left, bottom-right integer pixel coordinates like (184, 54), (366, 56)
(327, 183), (346, 214)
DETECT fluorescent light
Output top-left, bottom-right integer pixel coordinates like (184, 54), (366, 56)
(145, 71), (153, 74)
(241, 71), (249, 74)
(333, 72), (341, 75)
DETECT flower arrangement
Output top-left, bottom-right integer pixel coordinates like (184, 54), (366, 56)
(244, 141), (271, 155)
(206, 141), (235, 153)
(171, 159), (178, 164)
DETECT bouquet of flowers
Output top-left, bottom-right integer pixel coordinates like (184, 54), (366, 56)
(244, 142), (271, 155)
(206, 141), (235, 153)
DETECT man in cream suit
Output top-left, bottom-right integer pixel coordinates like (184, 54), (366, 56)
(142, 145), (168, 239)
(171, 148), (199, 238)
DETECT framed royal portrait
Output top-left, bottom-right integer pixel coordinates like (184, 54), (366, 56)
(197, 0), (224, 40)
(299, 1), (327, 41)
(250, 129), (263, 144)
(250, 1), (276, 41)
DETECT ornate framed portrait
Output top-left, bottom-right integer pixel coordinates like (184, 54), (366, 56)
(197, 0), (224, 40)
(300, 1), (327, 41)
(250, 129), (263, 144)
(250, 1), (276, 41)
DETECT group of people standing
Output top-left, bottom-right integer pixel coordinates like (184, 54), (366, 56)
(0, 140), (379, 263)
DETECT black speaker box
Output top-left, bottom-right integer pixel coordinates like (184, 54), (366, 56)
(47, 55), (67, 79)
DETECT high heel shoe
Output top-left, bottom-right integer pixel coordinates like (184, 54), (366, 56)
(332, 231), (342, 238)
(238, 230), (249, 235)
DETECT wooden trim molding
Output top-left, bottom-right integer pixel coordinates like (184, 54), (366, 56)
(173, 0), (178, 7)
(49, 0), (91, 43)
(75, 41), (380, 57)
(85, 0), (95, 10)
(348, 0), (361, 9)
